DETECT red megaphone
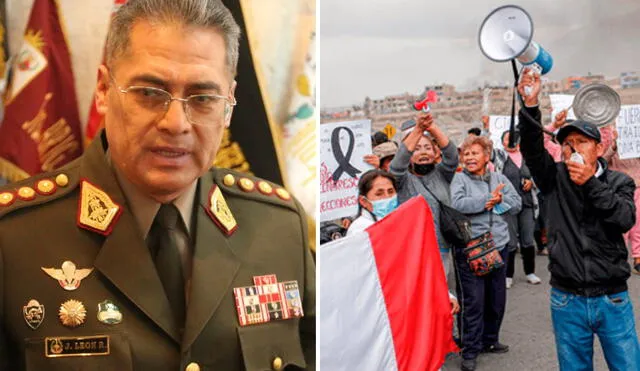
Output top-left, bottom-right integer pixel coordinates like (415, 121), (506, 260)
(413, 90), (438, 112)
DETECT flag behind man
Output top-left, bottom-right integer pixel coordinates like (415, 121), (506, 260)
(0, 0), (82, 182)
(319, 196), (458, 371)
(84, 0), (127, 145)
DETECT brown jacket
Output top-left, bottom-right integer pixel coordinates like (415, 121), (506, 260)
(0, 134), (315, 371)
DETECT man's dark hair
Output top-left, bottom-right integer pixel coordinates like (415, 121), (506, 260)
(468, 127), (482, 136)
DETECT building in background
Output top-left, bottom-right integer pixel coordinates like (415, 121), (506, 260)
(321, 72), (640, 145)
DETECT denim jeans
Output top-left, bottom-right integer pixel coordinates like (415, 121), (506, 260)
(550, 288), (640, 371)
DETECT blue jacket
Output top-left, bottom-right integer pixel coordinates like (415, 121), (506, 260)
(450, 170), (522, 249)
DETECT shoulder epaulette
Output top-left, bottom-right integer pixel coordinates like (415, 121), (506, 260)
(211, 169), (298, 212)
(0, 166), (80, 219)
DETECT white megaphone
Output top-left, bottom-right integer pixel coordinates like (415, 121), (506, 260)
(478, 5), (553, 75)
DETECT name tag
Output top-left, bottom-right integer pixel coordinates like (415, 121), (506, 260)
(45, 335), (110, 357)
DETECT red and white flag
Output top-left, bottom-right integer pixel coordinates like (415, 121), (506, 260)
(319, 196), (458, 371)
(0, 0), (83, 181)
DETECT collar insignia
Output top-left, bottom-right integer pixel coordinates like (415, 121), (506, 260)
(77, 180), (121, 235)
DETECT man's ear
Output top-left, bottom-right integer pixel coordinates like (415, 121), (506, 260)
(596, 141), (605, 158)
(95, 65), (111, 116)
(224, 80), (237, 127)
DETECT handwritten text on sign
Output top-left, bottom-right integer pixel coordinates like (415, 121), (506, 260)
(320, 120), (372, 221)
(616, 105), (640, 160)
(489, 116), (519, 151)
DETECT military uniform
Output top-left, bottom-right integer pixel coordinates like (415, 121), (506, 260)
(0, 133), (316, 371)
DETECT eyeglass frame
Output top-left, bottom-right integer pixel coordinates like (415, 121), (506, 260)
(108, 73), (237, 126)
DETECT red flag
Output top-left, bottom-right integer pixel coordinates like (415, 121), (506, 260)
(0, 0), (82, 181)
(84, 0), (127, 145)
(320, 196), (459, 370)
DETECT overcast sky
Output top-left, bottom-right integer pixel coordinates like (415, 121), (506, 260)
(320, 0), (640, 108)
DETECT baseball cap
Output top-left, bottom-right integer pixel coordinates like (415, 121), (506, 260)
(373, 141), (398, 160)
(556, 120), (601, 144)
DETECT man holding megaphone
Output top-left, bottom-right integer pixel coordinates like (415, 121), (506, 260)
(517, 68), (640, 370)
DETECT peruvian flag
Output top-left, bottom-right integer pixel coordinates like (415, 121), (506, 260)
(319, 196), (458, 371)
(0, 0), (83, 181)
(84, 0), (127, 145)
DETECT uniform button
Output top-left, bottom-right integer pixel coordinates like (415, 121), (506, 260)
(55, 173), (69, 187)
(223, 174), (236, 187)
(272, 356), (283, 370)
(185, 362), (200, 371)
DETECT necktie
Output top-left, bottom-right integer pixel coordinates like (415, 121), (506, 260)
(148, 203), (186, 328)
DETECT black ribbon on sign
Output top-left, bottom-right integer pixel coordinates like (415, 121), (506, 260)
(329, 126), (361, 182)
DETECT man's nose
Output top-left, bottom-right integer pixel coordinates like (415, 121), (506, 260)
(158, 99), (191, 133)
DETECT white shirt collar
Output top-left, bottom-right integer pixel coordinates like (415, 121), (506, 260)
(595, 161), (604, 178)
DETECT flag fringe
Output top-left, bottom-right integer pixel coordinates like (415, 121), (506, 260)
(0, 157), (29, 183)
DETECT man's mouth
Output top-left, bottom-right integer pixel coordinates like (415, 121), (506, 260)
(150, 146), (189, 158)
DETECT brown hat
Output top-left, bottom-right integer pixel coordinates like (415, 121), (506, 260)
(373, 141), (398, 160)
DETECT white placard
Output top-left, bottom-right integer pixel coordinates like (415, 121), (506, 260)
(549, 94), (577, 122)
(489, 115), (519, 151)
(320, 120), (373, 221)
(616, 105), (640, 160)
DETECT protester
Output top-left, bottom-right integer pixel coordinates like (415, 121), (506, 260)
(543, 110), (568, 162)
(347, 169), (398, 236)
(450, 135), (522, 371)
(602, 128), (640, 274)
(499, 130), (541, 288)
(467, 127), (482, 137)
(389, 112), (459, 274)
(518, 68), (640, 370)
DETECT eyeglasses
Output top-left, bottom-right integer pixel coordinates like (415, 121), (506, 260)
(110, 76), (237, 126)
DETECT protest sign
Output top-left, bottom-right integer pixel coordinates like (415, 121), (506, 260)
(616, 105), (640, 160)
(489, 115), (519, 151)
(320, 120), (372, 221)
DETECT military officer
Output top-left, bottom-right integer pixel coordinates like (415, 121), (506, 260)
(0, 0), (315, 370)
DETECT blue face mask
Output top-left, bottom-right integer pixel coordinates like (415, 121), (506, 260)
(492, 202), (511, 215)
(369, 195), (399, 219)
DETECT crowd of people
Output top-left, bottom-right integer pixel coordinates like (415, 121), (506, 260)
(323, 68), (640, 370)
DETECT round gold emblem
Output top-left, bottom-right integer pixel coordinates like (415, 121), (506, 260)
(55, 174), (69, 187)
(223, 174), (236, 187)
(258, 181), (273, 195)
(36, 179), (56, 195)
(17, 187), (36, 201)
(275, 188), (291, 201)
(0, 192), (15, 206)
(59, 299), (87, 327)
(239, 178), (255, 192)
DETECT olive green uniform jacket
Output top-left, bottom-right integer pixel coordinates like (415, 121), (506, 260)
(0, 134), (316, 371)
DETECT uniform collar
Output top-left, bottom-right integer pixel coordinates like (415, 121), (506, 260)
(107, 151), (197, 239)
